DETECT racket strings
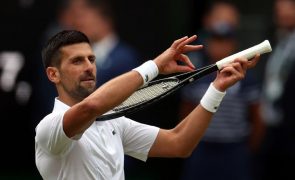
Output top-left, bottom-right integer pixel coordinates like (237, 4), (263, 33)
(113, 80), (179, 111)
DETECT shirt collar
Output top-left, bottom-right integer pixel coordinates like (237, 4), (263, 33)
(52, 98), (70, 112)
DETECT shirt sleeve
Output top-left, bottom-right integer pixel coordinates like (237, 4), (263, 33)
(35, 112), (75, 156)
(120, 117), (159, 162)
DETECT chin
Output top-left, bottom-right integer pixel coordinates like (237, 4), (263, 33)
(77, 86), (96, 98)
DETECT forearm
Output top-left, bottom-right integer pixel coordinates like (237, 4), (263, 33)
(172, 105), (213, 155)
(149, 105), (213, 158)
(86, 71), (143, 116)
(64, 71), (143, 137)
(174, 83), (226, 155)
(149, 84), (225, 157)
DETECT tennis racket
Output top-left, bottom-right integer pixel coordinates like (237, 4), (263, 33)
(96, 40), (272, 121)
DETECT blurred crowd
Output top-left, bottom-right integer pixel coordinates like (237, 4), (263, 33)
(1, 0), (295, 179)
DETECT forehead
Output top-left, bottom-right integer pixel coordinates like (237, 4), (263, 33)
(60, 42), (94, 59)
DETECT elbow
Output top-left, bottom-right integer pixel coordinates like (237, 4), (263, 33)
(158, 130), (199, 158)
(182, 150), (193, 158)
(80, 99), (98, 115)
(80, 98), (106, 117)
(177, 148), (193, 158)
(172, 135), (200, 158)
(172, 139), (194, 158)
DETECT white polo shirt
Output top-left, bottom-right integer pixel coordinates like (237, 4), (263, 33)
(35, 99), (159, 180)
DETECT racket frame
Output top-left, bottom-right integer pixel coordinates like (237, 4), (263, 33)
(96, 64), (218, 120)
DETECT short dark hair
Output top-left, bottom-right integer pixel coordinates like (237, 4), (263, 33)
(42, 30), (90, 68)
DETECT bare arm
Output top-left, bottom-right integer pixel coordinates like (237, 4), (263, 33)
(63, 35), (203, 138)
(149, 56), (260, 157)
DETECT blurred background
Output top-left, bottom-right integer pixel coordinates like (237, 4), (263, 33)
(2, 0), (294, 179)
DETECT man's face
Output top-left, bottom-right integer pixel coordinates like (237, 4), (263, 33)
(57, 42), (97, 101)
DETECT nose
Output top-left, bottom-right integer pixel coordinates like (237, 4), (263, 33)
(85, 59), (96, 72)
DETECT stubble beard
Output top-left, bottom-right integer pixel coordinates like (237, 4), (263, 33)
(63, 81), (96, 102)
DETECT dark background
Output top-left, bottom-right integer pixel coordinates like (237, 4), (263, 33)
(0, 0), (272, 179)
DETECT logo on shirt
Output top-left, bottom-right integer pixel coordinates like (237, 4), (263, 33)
(112, 129), (116, 135)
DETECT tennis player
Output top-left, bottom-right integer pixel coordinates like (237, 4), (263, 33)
(35, 30), (259, 179)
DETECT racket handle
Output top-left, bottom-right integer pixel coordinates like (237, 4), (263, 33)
(216, 40), (272, 69)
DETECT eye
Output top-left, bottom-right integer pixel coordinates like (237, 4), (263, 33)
(89, 56), (96, 63)
(72, 58), (83, 65)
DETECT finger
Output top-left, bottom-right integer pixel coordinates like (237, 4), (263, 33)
(176, 35), (197, 50)
(175, 65), (196, 73)
(182, 44), (203, 53)
(221, 65), (245, 80)
(171, 36), (189, 49)
(178, 54), (196, 69)
(247, 54), (260, 69)
(233, 59), (248, 73)
(233, 62), (246, 75)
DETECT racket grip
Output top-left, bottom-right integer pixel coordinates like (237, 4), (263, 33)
(216, 40), (272, 69)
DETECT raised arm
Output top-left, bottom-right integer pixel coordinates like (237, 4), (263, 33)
(63, 35), (203, 138)
(148, 56), (260, 157)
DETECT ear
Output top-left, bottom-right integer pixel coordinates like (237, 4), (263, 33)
(46, 67), (60, 83)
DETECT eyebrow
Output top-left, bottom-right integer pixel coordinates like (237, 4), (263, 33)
(69, 55), (84, 61)
(88, 54), (96, 59)
(68, 54), (96, 61)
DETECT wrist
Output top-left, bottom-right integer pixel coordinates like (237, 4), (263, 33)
(200, 83), (226, 113)
(153, 57), (163, 74)
(133, 60), (159, 86)
(212, 80), (227, 92)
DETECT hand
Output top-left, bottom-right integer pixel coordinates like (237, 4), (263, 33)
(153, 35), (203, 75)
(213, 55), (260, 91)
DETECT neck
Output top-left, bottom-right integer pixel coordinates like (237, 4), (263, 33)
(57, 96), (80, 107)
(56, 88), (83, 107)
